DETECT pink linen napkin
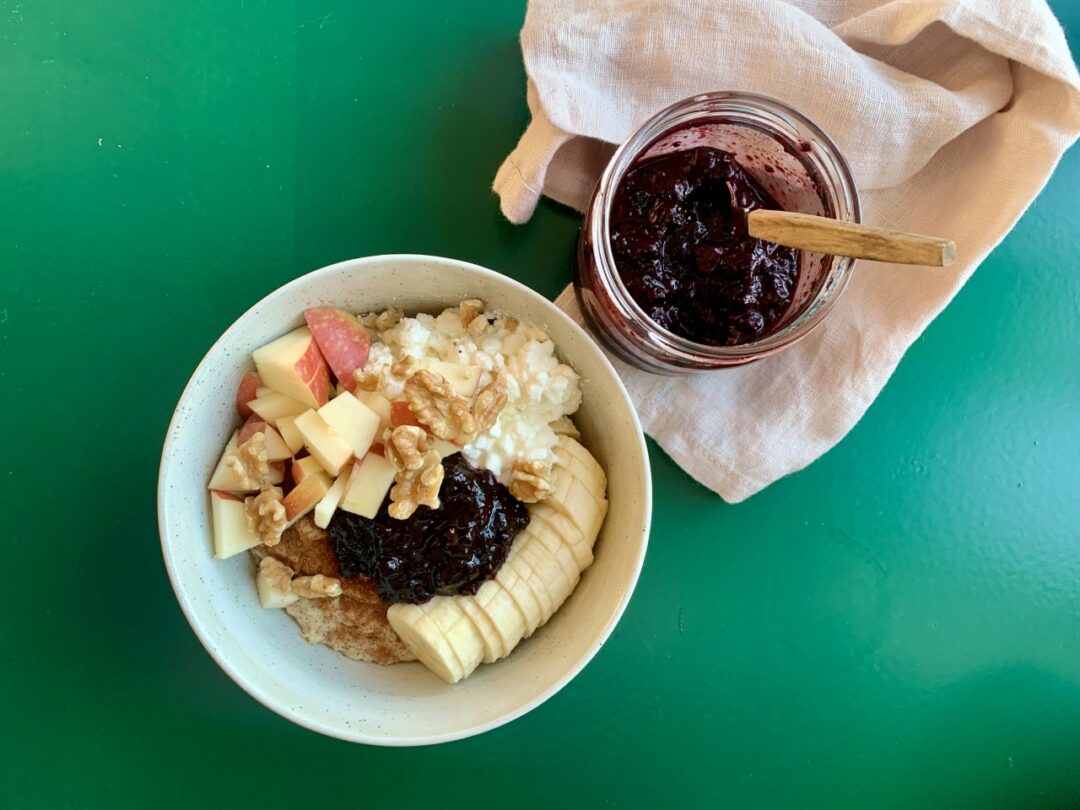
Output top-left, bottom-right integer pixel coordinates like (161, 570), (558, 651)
(494, 0), (1080, 502)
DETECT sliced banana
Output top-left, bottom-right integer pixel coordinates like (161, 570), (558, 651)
(517, 539), (573, 608)
(417, 597), (484, 678)
(543, 475), (604, 547)
(388, 435), (610, 682)
(554, 436), (605, 483)
(457, 593), (504, 663)
(521, 522), (581, 587)
(553, 441), (607, 500)
(495, 556), (543, 637)
(529, 503), (594, 569)
(558, 457), (606, 501)
(469, 580), (526, 659)
(503, 550), (554, 625)
(386, 606), (465, 684)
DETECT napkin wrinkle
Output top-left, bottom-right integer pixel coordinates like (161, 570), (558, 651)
(500, 0), (1080, 502)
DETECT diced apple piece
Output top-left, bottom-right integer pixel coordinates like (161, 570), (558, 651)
(252, 326), (331, 408)
(390, 400), (421, 428)
(283, 470), (332, 524)
(304, 307), (372, 393)
(208, 432), (276, 493)
(424, 360), (482, 397)
(237, 419), (293, 462)
(275, 415), (305, 454)
(314, 467), (352, 529)
(256, 563), (299, 608)
(210, 490), (261, 559)
(208, 432), (246, 492)
(248, 390), (309, 423)
(294, 409), (353, 476)
(340, 453), (397, 519)
(255, 386), (274, 398)
(318, 392), (381, 457)
(260, 427), (293, 462)
(432, 438), (459, 458)
(237, 417), (263, 444)
(236, 372), (262, 419)
(291, 455), (323, 484)
(359, 392), (392, 432)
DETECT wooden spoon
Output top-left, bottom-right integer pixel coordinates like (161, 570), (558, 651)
(746, 209), (956, 267)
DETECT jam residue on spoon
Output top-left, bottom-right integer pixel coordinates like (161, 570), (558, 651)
(610, 146), (800, 346)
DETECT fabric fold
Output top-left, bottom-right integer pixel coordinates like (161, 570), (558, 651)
(496, 0), (1080, 502)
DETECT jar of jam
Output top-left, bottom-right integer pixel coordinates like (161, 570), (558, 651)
(574, 92), (861, 374)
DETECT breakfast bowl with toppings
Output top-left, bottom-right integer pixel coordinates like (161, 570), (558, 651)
(157, 254), (651, 744)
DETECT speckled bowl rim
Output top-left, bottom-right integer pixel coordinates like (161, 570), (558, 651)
(157, 254), (652, 746)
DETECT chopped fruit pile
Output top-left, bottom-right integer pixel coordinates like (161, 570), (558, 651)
(207, 301), (605, 685)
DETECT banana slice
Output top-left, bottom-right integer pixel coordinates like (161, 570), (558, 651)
(457, 593), (504, 663)
(469, 580), (527, 658)
(557, 456), (606, 501)
(553, 443), (607, 500)
(522, 522), (581, 586)
(495, 556), (543, 636)
(547, 469), (606, 543)
(529, 503), (594, 569)
(517, 539), (573, 609)
(386, 606), (465, 684)
(503, 550), (554, 624)
(417, 597), (484, 679)
(554, 436), (605, 483)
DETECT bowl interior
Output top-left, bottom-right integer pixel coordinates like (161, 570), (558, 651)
(158, 255), (651, 745)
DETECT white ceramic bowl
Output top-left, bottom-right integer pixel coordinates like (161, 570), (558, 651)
(158, 255), (652, 746)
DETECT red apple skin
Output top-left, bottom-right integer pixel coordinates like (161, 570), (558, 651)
(238, 416), (269, 444)
(236, 372), (262, 418)
(390, 401), (421, 428)
(369, 442), (385, 457)
(304, 307), (372, 392)
(283, 474), (330, 522)
(210, 489), (244, 502)
(295, 337), (331, 406)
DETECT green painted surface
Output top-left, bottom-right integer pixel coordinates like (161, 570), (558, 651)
(2, 2), (1078, 807)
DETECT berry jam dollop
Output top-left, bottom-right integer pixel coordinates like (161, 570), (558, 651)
(609, 146), (800, 346)
(327, 453), (530, 604)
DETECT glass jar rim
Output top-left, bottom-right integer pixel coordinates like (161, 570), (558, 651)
(589, 91), (862, 362)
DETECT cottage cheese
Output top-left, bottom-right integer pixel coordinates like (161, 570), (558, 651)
(358, 306), (582, 483)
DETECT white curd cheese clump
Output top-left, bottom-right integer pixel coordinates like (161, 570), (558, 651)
(359, 306), (582, 484)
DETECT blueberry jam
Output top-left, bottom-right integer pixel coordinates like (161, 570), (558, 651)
(327, 453), (530, 604)
(609, 146), (800, 346)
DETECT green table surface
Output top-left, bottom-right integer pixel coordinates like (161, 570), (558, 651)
(3, 2), (1079, 807)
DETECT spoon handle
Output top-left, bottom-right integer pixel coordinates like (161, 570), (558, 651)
(747, 209), (956, 267)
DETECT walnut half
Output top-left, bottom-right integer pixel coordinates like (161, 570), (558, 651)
(352, 368), (382, 392)
(388, 449), (444, 519)
(459, 299), (484, 327)
(374, 307), (404, 332)
(472, 378), (508, 434)
(291, 575), (343, 598)
(385, 425), (430, 471)
(259, 556), (294, 593)
(226, 432), (275, 490)
(258, 557), (341, 600)
(508, 459), (553, 503)
(404, 369), (477, 445)
(245, 485), (287, 546)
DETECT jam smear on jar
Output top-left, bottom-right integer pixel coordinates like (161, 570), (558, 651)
(327, 453), (530, 604)
(610, 146), (800, 346)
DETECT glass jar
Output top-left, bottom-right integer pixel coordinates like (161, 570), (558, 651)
(574, 92), (861, 374)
